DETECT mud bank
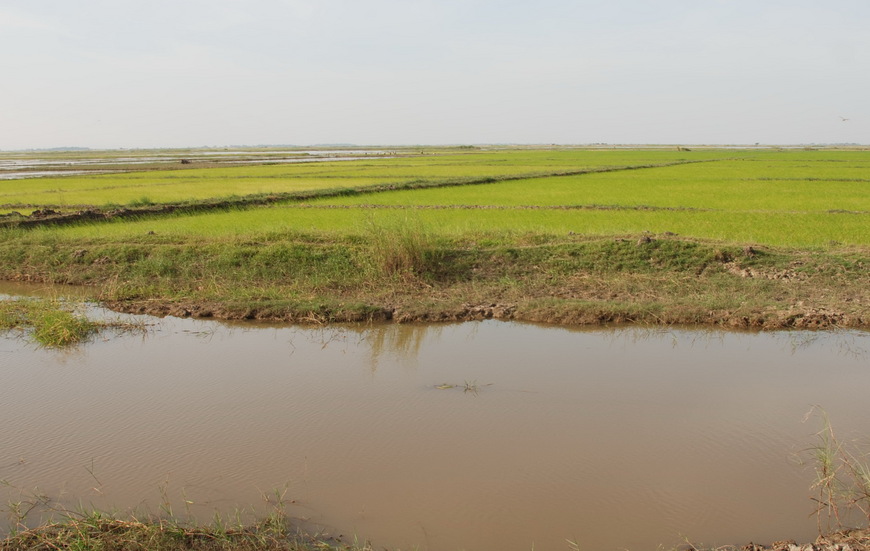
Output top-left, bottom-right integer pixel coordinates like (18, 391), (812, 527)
(103, 298), (864, 329)
(1, 232), (867, 331)
(741, 529), (870, 551)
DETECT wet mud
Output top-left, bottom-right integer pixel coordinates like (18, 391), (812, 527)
(104, 298), (862, 329)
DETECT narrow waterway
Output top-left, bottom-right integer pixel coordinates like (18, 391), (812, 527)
(1, 288), (868, 550)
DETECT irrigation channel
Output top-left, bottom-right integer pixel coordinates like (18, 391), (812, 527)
(1, 283), (869, 550)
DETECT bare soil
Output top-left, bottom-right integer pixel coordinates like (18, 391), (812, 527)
(100, 297), (864, 329)
(738, 528), (870, 551)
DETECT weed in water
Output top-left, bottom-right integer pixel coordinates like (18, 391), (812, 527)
(0, 299), (99, 347)
(0, 477), (365, 551)
(30, 308), (96, 347)
(434, 381), (490, 395)
(803, 406), (870, 534)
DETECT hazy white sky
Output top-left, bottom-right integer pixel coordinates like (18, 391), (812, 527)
(1, 0), (867, 149)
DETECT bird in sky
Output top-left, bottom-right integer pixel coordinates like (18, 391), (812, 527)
(839, 116), (850, 122)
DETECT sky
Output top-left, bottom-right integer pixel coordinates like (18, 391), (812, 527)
(1, 0), (868, 149)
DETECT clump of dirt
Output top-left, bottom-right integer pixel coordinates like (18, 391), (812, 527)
(29, 208), (60, 218)
(392, 303), (516, 323)
(740, 528), (870, 551)
(101, 298), (864, 329)
(725, 262), (808, 281)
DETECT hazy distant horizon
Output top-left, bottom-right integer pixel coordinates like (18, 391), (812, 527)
(3, 142), (867, 153)
(2, 1), (867, 150)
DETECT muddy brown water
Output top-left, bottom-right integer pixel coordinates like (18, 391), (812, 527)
(2, 287), (869, 550)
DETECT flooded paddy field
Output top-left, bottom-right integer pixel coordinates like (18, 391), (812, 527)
(0, 148), (398, 181)
(2, 290), (869, 550)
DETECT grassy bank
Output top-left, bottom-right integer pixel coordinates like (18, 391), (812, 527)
(0, 228), (866, 328)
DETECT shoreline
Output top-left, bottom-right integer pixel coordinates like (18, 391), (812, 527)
(1, 234), (866, 331)
(2, 515), (869, 551)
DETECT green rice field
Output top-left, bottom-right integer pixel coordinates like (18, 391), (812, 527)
(4, 148), (868, 248)
(0, 149), (706, 209)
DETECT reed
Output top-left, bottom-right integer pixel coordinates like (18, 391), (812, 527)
(805, 407), (870, 534)
(361, 215), (444, 280)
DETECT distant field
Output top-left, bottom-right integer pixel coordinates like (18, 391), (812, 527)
(7, 148), (867, 247)
(0, 149), (721, 209)
(313, 158), (870, 211)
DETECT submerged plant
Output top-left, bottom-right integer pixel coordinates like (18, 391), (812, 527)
(804, 406), (870, 534)
(463, 380), (479, 394)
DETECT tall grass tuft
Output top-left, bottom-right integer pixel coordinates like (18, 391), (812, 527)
(30, 308), (96, 347)
(361, 215), (443, 280)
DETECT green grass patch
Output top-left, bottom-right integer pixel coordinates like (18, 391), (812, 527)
(0, 299), (99, 346)
(6, 149), (867, 247)
(15, 205), (867, 247)
(0, 149), (729, 209)
(0, 229), (865, 328)
(314, 159), (870, 213)
(0, 511), (361, 551)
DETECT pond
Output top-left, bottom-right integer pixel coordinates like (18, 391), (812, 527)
(1, 289), (869, 550)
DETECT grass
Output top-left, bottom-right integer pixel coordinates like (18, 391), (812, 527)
(9, 202), (868, 247)
(0, 515), (366, 551)
(313, 158), (870, 212)
(0, 149), (715, 209)
(361, 215), (444, 280)
(0, 299), (100, 347)
(805, 407), (870, 535)
(6, 148), (867, 247)
(0, 476), (367, 551)
(1, 228), (865, 328)
(0, 505), (367, 551)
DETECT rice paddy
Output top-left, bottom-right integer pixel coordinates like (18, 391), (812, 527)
(4, 148), (867, 247)
(0, 149), (711, 210)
